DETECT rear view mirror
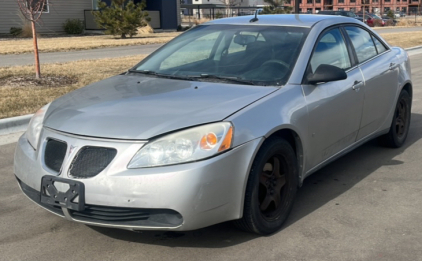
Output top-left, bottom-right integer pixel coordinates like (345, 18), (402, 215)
(307, 64), (347, 84)
(234, 34), (256, 46)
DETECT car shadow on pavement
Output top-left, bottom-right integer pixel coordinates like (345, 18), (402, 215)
(89, 113), (422, 248)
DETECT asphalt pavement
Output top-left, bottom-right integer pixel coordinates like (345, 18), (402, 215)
(0, 26), (420, 67)
(0, 54), (421, 261)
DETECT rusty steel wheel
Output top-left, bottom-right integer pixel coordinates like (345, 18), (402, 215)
(380, 89), (411, 148)
(234, 137), (298, 235)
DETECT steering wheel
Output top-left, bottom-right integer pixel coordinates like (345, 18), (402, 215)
(261, 60), (289, 71)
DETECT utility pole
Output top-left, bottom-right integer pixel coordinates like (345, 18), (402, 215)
(295, 0), (300, 13)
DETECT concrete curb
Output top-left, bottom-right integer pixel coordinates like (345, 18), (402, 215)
(1, 45), (422, 137)
(0, 114), (33, 136)
(406, 45), (422, 51)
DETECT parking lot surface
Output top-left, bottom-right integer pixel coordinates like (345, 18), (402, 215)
(0, 54), (421, 261)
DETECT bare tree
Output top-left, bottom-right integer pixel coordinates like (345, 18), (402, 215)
(219, 0), (241, 17)
(17, 0), (47, 79)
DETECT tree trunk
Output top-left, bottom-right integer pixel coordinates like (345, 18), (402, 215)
(31, 20), (41, 79)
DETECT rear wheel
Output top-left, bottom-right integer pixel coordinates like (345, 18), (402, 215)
(234, 137), (298, 235)
(379, 89), (411, 148)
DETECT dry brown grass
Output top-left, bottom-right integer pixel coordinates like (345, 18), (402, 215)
(380, 31), (422, 48)
(193, 18), (211, 25)
(137, 23), (154, 34)
(396, 19), (416, 27)
(20, 23), (34, 38)
(0, 55), (147, 119)
(0, 32), (180, 55)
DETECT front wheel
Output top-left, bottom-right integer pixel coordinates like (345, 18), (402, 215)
(379, 89), (411, 148)
(233, 137), (298, 235)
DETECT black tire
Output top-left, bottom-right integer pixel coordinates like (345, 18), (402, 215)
(379, 89), (411, 148)
(233, 137), (298, 235)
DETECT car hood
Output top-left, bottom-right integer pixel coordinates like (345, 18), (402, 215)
(44, 75), (277, 140)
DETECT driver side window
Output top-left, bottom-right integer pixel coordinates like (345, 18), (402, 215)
(309, 28), (351, 74)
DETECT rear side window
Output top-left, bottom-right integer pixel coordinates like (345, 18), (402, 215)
(344, 26), (377, 63)
(309, 28), (351, 74)
(372, 36), (387, 54)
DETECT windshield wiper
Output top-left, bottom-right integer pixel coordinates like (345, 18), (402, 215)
(128, 70), (196, 81)
(193, 74), (257, 85)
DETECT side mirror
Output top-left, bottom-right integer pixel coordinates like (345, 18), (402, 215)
(307, 64), (347, 84)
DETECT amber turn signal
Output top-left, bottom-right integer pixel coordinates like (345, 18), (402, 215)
(218, 126), (233, 152)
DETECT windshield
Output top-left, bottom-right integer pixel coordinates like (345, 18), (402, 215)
(133, 24), (309, 86)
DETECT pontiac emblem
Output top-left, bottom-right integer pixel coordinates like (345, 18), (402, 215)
(69, 145), (77, 155)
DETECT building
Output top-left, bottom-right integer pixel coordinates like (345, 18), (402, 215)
(0, 0), (181, 35)
(285, 0), (412, 14)
(208, 0), (420, 14)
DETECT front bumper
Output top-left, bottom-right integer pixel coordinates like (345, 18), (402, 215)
(14, 128), (262, 231)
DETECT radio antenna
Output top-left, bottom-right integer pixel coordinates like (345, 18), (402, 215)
(250, 9), (259, 22)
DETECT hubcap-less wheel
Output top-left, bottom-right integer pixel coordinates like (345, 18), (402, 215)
(379, 89), (411, 148)
(259, 156), (287, 220)
(395, 98), (409, 138)
(233, 137), (298, 235)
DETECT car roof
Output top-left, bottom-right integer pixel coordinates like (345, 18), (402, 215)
(204, 14), (358, 28)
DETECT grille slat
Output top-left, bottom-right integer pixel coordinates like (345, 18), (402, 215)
(71, 212), (149, 221)
(69, 205), (183, 226)
(44, 139), (67, 173)
(69, 146), (117, 178)
(86, 205), (142, 213)
(85, 210), (149, 217)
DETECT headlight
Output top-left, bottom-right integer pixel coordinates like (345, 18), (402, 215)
(128, 122), (233, 168)
(26, 103), (51, 150)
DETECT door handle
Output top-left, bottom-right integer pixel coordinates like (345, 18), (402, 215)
(352, 80), (363, 91)
(389, 63), (397, 70)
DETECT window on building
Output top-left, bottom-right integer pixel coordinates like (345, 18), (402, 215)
(29, 0), (49, 13)
(316, 0), (321, 3)
(307, 0), (313, 4)
(350, 0), (356, 2)
(338, 0), (344, 3)
(93, 0), (99, 10)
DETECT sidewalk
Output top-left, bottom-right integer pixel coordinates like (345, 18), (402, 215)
(0, 44), (163, 67)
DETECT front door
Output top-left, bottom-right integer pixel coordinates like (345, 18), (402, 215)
(302, 27), (365, 170)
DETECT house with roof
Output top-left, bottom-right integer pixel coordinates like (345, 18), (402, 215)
(0, 0), (181, 35)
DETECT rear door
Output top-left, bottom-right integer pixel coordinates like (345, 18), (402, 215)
(302, 27), (365, 168)
(343, 26), (399, 140)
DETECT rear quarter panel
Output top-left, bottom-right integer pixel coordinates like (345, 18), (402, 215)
(377, 46), (412, 132)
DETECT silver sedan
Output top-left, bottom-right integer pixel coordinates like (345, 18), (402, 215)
(14, 15), (412, 235)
